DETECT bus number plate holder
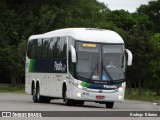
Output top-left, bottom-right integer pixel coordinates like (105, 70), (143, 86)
(96, 95), (105, 99)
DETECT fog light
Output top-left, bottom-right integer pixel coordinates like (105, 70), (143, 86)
(77, 93), (82, 97)
(118, 95), (122, 100)
(78, 85), (83, 89)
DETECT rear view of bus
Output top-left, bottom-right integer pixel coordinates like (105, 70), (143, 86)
(25, 28), (132, 108)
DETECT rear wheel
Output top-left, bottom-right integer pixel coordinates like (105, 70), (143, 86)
(33, 84), (51, 103)
(105, 102), (114, 108)
(36, 85), (41, 102)
(32, 88), (37, 102)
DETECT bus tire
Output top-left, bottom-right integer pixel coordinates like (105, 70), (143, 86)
(33, 83), (51, 103)
(105, 102), (114, 108)
(64, 90), (73, 106)
(33, 88), (37, 102)
(74, 100), (84, 106)
(35, 83), (43, 103)
(42, 97), (51, 103)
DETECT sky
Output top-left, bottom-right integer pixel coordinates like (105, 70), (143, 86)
(97, 0), (156, 13)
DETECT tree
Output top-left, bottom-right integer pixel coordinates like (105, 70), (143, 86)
(125, 13), (153, 94)
(137, 0), (160, 33)
(104, 10), (136, 32)
(145, 33), (160, 95)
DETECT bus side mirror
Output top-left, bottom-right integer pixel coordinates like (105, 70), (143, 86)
(126, 49), (133, 66)
(70, 45), (76, 63)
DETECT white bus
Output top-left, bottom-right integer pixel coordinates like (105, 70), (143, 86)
(25, 28), (132, 108)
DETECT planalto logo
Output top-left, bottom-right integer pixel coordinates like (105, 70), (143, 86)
(103, 85), (117, 89)
(54, 61), (66, 72)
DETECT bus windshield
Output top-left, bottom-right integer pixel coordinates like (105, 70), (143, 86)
(76, 42), (125, 83)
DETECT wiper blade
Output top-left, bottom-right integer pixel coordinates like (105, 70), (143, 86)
(89, 64), (98, 80)
(103, 66), (115, 84)
(76, 75), (91, 81)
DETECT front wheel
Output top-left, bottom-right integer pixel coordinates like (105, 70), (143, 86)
(75, 101), (84, 106)
(105, 102), (114, 108)
(64, 90), (74, 106)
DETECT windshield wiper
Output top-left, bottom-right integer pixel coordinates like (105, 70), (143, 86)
(103, 66), (115, 84)
(89, 64), (98, 80)
(76, 75), (90, 81)
(76, 63), (98, 82)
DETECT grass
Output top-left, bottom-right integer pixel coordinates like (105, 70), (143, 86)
(125, 89), (160, 102)
(0, 84), (25, 93)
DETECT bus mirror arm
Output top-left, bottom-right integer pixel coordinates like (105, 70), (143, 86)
(70, 45), (76, 63)
(126, 49), (133, 66)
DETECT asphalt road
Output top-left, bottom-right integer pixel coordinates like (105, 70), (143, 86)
(0, 93), (159, 120)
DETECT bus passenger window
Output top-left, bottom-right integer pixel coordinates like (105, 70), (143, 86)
(27, 39), (38, 59)
(36, 39), (42, 58)
(42, 39), (50, 58)
(48, 37), (57, 58)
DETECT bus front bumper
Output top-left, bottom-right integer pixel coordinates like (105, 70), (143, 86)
(71, 86), (125, 102)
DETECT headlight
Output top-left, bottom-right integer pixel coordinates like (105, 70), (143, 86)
(118, 87), (124, 92)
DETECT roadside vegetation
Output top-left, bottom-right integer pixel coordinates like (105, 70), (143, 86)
(125, 89), (160, 102)
(0, 84), (25, 93)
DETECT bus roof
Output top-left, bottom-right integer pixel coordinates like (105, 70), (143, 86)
(29, 28), (124, 44)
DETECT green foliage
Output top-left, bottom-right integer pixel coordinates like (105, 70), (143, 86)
(0, 0), (160, 96)
(0, 84), (25, 93)
(137, 0), (160, 32)
(105, 10), (136, 31)
(125, 89), (160, 101)
(144, 33), (160, 95)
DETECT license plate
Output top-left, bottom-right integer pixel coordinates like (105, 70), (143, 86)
(96, 95), (105, 99)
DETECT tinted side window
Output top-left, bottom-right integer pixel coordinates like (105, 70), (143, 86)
(61, 37), (67, 59)
(56, 37), (61, 57)
(42, 38), (50, 58)
(27, 40), (32, 58)
(48, 37), (67, 58)
(36, 39), (42, 58)
(48, 37), (57, 58)
(57, 37), (67, 58)
(27, 39), (38, 59)
(27, 37), (67, 59)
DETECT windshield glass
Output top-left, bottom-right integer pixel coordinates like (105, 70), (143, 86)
(102, 45), (125, 81)
(76, 42), (125, 83)
(76, 42), (100, 80)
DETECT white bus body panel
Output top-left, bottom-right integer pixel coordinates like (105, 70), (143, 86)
(29, 28), (124, 44)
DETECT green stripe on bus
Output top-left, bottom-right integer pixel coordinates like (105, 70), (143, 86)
(80, 82), (90, 87)
(29, 59), (35, 72)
